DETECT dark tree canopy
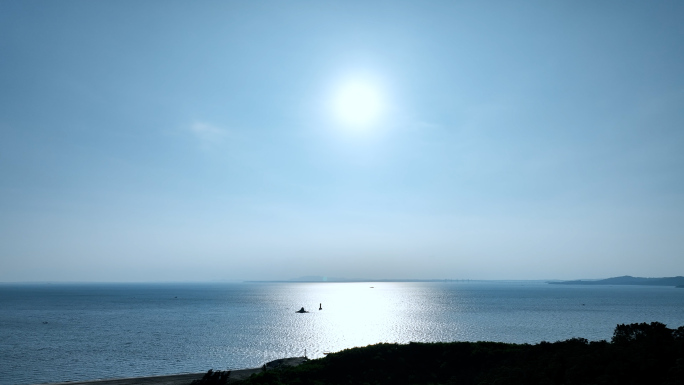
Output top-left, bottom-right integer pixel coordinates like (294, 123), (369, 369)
(233, 323), (684, 385)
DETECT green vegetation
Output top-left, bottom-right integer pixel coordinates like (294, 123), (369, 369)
(237, 322), (684, 385)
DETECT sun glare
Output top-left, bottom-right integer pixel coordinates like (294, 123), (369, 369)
(332, 81), (383, 129)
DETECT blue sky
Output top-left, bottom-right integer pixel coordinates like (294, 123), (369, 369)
(1, 1), (683, 282)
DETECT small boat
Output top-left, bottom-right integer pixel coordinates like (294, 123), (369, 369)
(296, 307), (309, 313)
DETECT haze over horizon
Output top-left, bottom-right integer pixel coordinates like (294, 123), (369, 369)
(1, 1), (683, 283)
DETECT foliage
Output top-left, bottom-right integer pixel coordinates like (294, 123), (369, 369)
(612, 321), (673, 344)
(237, 323), (684, 385)
(191, 369), (231, 385)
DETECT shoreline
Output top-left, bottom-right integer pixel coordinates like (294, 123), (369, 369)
(32, 357), (308, 385)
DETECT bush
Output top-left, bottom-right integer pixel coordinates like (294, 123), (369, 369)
(191, 369), (231, 385)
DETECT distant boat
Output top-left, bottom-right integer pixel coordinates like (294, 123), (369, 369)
(296, 307), (309, 313)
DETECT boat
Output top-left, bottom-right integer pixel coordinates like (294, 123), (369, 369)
(296, 307), (309, 313)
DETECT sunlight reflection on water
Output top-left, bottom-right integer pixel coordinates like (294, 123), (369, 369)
(262, 281), (684, 359)
(2, 281), (684, 385)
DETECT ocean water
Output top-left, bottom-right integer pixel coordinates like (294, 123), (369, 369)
(1, 281), (683, 385)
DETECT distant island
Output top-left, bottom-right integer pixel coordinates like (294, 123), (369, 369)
(549, 275), (684, 288)
(246, 275), (684, 287)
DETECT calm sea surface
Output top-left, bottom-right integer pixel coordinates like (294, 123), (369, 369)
(1, 281), (683, 385)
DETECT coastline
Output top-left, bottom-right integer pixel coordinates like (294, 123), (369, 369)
(32, 357), (308, 385)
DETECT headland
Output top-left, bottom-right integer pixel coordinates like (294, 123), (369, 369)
(548, 275), (684, 287)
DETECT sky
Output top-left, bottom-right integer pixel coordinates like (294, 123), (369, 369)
(1, 1), (683, 282)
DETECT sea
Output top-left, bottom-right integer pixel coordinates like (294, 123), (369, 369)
(1, 281), (683, 385)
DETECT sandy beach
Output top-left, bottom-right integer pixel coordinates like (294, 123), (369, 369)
(35, 357), (308, 385)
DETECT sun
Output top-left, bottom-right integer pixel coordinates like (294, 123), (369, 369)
(332, 81), (383, 129)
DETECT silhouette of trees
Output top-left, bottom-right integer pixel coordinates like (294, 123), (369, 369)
(612, 321), (673, 344)
(190, 369), (231, 385)
(238, 322), (684, 385)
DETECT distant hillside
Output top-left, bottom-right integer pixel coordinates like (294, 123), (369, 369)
(549, 275), (684, 287)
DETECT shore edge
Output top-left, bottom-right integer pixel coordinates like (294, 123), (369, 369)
(31, 357), (308, 385)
